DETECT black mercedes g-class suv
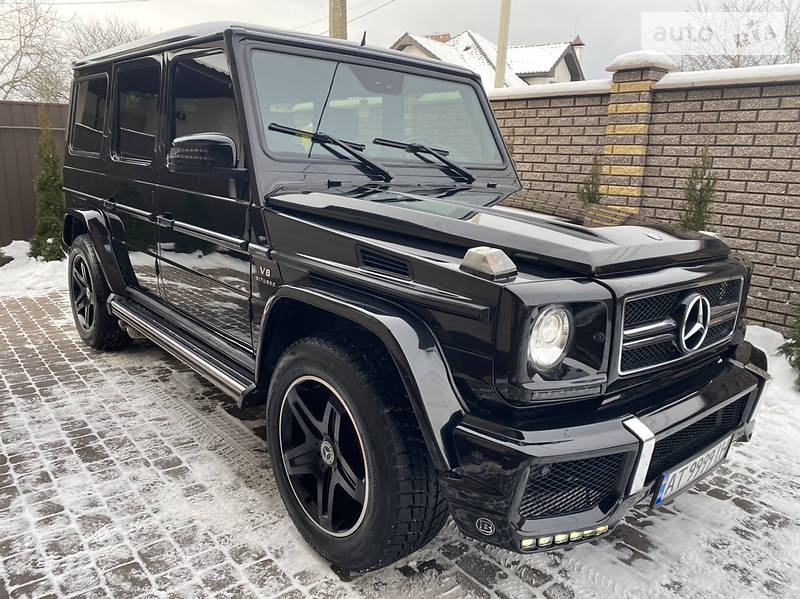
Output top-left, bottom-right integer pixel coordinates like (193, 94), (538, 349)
(62, 23), (770, 571)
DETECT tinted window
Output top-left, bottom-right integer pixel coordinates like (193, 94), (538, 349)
(117, 62), (160, 160)
(172, 51), (240, 159)
(251, 51), (337, 156)
(72, 76), (107, 154)
(250, 50), (502, 166)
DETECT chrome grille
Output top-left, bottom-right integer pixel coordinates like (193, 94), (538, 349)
(619, 278), (743, 375)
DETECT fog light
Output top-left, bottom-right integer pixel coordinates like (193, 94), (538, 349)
(595, 525), (609, 534)
(554, 533), (569, 544)
(569, 531), (583, 541)
(538, 536), (553, 547)
(582, 529), (595, 537)
(521, 538), (536, 549)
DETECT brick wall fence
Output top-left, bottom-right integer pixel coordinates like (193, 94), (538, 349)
(489, 51), (800, 337)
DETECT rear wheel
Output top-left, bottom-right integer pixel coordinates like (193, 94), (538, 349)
(68, 235), (130, 350)
(266, 334), (448, 571)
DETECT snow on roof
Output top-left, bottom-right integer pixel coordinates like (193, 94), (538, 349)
(507, 42), (570, 76)
(398, 30), (574, 88)
(446, 31), (526, 87)
(406, 33), (471, 70)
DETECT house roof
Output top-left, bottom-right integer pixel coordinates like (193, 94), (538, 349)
(391, 30), (584, 87)
(507, 42), (571, 76)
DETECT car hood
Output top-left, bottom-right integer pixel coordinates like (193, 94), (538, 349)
(267, 189), (730, 276)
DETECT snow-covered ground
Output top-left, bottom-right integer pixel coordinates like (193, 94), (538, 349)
(0, 241), (68, 297)
(1, 242), (799, 598)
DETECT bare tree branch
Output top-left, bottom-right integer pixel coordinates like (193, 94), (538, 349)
(679, 0), (800, 70)
(0, 0), (63, 101)
(1, 2), (149, 103)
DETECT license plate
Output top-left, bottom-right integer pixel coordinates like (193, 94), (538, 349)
(653, 434), (733, 505)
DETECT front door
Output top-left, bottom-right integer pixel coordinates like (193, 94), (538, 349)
(156, 47), (253, 350)
(107, 56), (163, 297)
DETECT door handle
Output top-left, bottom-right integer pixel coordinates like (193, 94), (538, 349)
(155, 212), (174, 228)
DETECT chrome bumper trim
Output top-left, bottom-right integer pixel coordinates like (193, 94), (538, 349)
(623, 417), (656, 495)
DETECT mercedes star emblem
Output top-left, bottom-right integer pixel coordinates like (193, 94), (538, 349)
(678, 294), (711, 353)
(320, 440), (335, 466)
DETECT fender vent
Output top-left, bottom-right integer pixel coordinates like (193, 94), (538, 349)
(359, 248), (411, 279)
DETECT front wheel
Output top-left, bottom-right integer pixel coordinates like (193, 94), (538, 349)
(68, 235), (130, 350)
(266, 335), (448, 571)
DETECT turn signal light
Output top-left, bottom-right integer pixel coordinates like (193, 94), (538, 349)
(582, 529), (596, 537)
(596, 525), (609, 534)
(554, 533), (569, 544)
(521, 538), (536, 549)
(569, 531), (583, 541)
(538, 536), (553, 547)
(460, 246), (517, 280)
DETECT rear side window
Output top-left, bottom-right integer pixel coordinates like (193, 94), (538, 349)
(72, 75), (108, 154)
(117, 61), (160, 161)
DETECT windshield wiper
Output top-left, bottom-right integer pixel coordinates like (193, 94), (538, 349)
(268, 123), (393, 182)
(372, 137), (475, 183)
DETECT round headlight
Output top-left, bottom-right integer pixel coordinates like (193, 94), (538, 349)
(528, 305), (572, 371)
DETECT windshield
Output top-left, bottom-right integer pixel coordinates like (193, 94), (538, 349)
(250, 50), (503, 167)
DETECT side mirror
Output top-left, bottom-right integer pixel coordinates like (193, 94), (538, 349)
(167, 133), (237, 174)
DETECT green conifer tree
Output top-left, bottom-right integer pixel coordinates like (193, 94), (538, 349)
(779, 304), (800, 389)
(578, 153), (602, 204)
(29, 108), (66, 262)
(680, 147), (717, 231)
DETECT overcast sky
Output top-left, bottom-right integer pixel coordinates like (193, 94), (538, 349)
(61, 0), (693, 79)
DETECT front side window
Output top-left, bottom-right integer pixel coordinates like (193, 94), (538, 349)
(72, 76), (107, 154)
(251, 50), (503, 167)
(117, 61), (160, 160)
(172, 51), (240, 159)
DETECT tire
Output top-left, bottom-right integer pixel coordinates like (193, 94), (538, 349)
(266, 334), (448, 571)
(68, 235), (130, 350)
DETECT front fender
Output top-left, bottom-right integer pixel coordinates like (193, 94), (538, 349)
(62, 209), (127, 294)
(256, 282), (466, 471)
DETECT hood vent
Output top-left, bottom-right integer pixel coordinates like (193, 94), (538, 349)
(359, 248), (412, 279)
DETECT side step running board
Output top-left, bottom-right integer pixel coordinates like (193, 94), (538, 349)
(108, 295), (257, 406)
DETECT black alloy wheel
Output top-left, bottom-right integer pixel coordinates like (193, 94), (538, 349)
(266, 334), (448, 571)
(279, 375), (368, 537)
(67, 235), (130, 350)
(70, 253), (95, 331)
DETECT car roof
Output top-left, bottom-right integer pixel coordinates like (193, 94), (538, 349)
(74, 21), (480, 81)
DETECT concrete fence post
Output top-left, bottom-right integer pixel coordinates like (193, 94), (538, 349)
(601, 51), (679, 207)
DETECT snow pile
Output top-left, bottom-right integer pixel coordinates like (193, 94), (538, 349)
(606, 50), (679, 73)
(487, 78), (612, 100)
(655, 62), (800, 90)
(0, 240), (68, 297)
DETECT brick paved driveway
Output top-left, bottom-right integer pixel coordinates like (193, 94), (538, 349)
(2, 292), (799, 599)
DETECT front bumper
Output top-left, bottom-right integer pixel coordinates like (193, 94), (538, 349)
(439, 341), (770, 553)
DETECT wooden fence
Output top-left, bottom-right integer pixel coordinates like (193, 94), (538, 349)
(0, 101), (68, 246)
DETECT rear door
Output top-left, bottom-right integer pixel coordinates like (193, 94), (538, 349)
(155, 47), (253, 350)
(107, 56), (163, 297)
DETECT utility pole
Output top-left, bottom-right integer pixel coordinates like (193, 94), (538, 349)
(329, 0), (348, 40)
(494, 0), (512, 88)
